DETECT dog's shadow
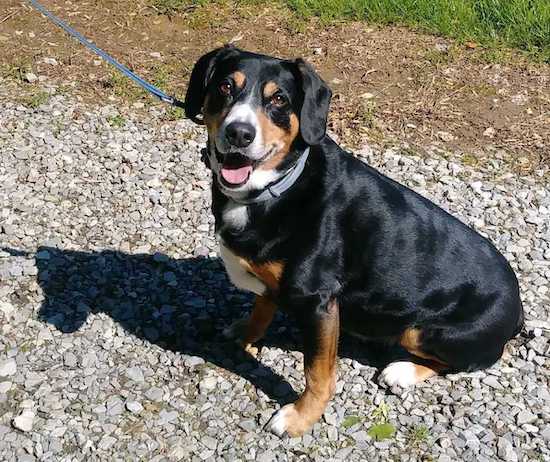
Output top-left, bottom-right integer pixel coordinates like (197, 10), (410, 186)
(8, 246), (391, 405)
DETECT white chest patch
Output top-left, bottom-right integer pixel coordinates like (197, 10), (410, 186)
(222, 201), (249, 231)
(219, 241), (266, 296)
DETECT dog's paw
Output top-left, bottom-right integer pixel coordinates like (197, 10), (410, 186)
(222, 318), (248, 341)
(380, 361), (420, 388)
(266, 403), (313, 438)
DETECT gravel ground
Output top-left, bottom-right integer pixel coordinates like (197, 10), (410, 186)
(1, 84), (549, 462)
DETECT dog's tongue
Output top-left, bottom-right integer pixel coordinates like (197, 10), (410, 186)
(221, 164), (252, 185)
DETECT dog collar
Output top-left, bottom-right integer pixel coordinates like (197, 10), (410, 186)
(231, 147), (311, 205)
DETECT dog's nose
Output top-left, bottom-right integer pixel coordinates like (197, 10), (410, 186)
(225, 122), (256, 148)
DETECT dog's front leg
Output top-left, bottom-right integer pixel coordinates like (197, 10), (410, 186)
(267, 298), (339, 437)
(224, 295), (277, 350)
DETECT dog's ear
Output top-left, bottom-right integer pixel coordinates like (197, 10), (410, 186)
(295, 58), (332, 145)
(184, 45), (237, 124)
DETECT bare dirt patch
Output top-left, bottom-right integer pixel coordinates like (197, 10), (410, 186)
(2, 0), (549, 168)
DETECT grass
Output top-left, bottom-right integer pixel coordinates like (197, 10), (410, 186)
(341, 415), (362, 429)
(285, 0), (550, 61)
(105, 71), (146, 101)
(151, 0), (196, 15)
(21, 90), (50, 109)
(107, 114), (127, 128)
(163, 106), (186, 121)
(1, 59), (33, 81)
(407, 424), (430, 447)
(148, 0), (549, 61)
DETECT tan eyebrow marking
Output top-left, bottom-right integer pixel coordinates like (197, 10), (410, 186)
(232, 71), (246, 89)
(263, 81), (279, 98)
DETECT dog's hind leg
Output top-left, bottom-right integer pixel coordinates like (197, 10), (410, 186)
(380, 359), (446, 387)
(380, 327), (449, 388)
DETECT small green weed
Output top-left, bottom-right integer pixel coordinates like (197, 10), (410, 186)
(107, 115), (126, 128)
(341, 415), (362, 429)
(163, 106), (185, 121)
(22, 90), (49, 108)
(407, 424), (430, 446)
(367, 422), (396, 441)
(367, 400), (395, 441)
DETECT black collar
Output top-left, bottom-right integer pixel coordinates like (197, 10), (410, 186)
(230, 147), (311, 205)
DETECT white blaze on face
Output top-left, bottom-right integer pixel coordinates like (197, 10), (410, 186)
(218, 102), (264, 161)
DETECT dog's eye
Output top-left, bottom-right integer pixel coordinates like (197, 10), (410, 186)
(219, 81), (232, 96)
(271, 92), (287, 107)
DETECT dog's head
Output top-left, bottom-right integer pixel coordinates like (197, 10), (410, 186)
(184, 45), (332, 197)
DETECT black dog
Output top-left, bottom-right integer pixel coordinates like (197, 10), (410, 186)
(184, 45), (524, 437)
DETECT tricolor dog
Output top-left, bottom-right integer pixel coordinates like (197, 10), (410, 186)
(184, 45), (524, 437)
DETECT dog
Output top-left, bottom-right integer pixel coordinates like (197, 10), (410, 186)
(184, 45), (524, 437)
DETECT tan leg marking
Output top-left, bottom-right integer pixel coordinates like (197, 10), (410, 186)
(268, 300), (339, 437)
(242, 295), (277, 346)
(400, 327), (448, 365)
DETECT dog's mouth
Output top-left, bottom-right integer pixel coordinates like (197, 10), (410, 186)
(219, 152), (254, 188)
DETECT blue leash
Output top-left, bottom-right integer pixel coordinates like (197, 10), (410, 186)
(26, 0), (185, 109)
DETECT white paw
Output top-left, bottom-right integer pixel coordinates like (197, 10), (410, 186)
(266, 404), (293, 437)
(222, 318), (247, 340)
(380, 361), (419, 388)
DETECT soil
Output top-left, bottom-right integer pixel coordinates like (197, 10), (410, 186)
(2, 0), (549, 168)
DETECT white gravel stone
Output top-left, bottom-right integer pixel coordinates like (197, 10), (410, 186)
(516, 410), (537, 425)
(0, 359), (17, 376)
(482, 376), (503, 390)
(497, 437), (518, 462)
(24, 72), (37, 83)
(125, 400), (144, 414)
(126, 366), (145, 382)
(12, 410), (35, 432)
(0, 300), (15, 316)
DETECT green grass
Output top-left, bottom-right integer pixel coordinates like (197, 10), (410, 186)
(286, 0), (550, 61)
(341, 415), (362, 429)
(1, 59), (33, 81)
(163, 106), (186, 121)
(367, 422), (396, 441)
(151, 0), (199, 15)
(407, 424), (430, 446)
(21, 90), (50, 109)
(106, 71), (146, 101)
(107, 114), (127, 128)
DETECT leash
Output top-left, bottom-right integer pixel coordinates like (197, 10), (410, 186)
(25, 0), (185, 109)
